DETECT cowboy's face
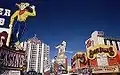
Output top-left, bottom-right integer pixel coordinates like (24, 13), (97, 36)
(19, 3), (27, 10)
(16, 3), (29, 10)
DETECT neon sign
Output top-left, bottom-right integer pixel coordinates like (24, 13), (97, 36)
(87, 44), (117, 59)
(72, 52), (87, 65)
(0, 47), (26, 69)
(78, 53), (87, 64)
(0, 8), (11, 26)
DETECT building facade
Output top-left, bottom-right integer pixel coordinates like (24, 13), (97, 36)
(71, 31), (120, 75)
(21, 36), (50, 74)
(85, 31), (120, 75)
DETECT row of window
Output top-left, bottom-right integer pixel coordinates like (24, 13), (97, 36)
(104, 39), (120, 50)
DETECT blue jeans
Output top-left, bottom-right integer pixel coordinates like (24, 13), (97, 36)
(12, 21), (26, 44)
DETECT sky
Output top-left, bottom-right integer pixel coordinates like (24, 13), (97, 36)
(1, 0), (120, 64)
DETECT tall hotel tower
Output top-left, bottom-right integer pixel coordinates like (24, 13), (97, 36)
(21, 35), (50, 74)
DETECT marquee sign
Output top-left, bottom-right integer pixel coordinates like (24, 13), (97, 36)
(92, 66), (119, 73)
(87, 44), (117, 59)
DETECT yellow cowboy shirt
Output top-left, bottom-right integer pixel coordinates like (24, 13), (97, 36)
(10, 9), (36, 25)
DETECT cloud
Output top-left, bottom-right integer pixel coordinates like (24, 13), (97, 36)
(65, 51), (74, 54)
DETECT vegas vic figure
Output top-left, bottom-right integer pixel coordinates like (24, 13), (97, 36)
(9, 2), (36, 49)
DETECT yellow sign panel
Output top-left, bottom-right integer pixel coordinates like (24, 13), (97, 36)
(87, 44), (117, 59)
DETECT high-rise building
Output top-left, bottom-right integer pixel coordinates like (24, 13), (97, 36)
(21, 35), (50, 74)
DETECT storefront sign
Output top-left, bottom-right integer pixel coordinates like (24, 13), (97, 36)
(92, 66), (119, 73)
(87, 45), (117, 59)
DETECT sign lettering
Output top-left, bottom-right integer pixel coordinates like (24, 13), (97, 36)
(0, 18), (5, 25)
(0, 47), (25, 69)
(0, 8), (4, 15)
(0, 8), (11, 26)
(4, 9), (11, 16)
(87, 45), (117, 59)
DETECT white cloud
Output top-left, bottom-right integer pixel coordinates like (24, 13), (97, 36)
(65, 50), (74, 54)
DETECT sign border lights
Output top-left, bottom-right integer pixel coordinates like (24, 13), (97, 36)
(87, 44), (117, 60)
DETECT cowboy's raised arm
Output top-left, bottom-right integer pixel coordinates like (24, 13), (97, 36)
(27, 5), (36, 16)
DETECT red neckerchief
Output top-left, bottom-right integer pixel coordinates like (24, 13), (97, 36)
(19, 9), (27, 15)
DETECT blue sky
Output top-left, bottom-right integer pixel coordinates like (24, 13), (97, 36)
(1, 0), (120, 63)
